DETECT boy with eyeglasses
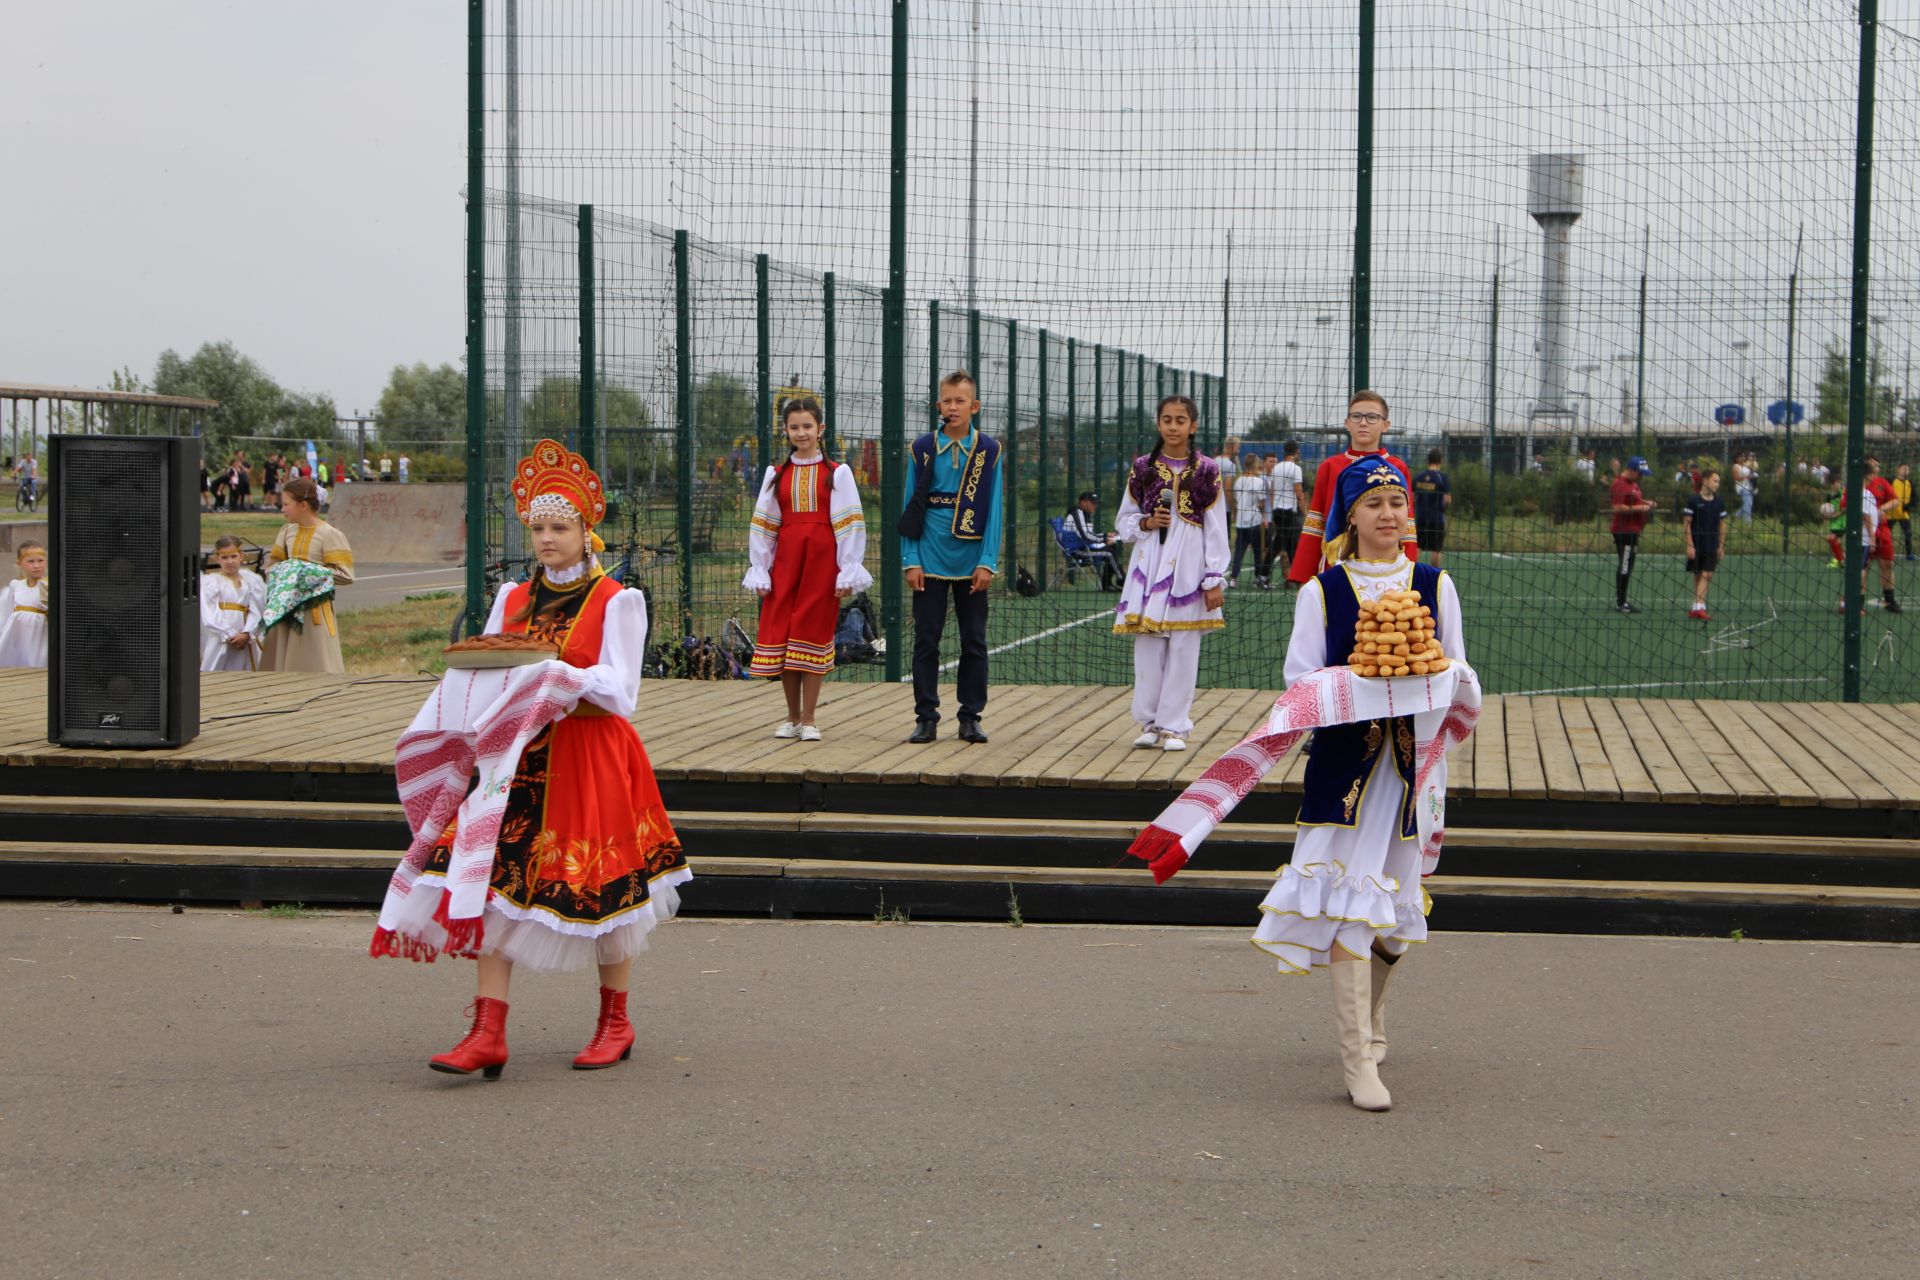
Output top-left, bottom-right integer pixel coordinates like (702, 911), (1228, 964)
(1285, 390), (1418, 586)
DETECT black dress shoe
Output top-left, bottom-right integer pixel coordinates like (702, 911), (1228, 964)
(907, 718), (938, 744)
(957, 719), (988, 744)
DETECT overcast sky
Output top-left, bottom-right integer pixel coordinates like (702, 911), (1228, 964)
(2, 2), (465, 417)
(5, 1), (1918, 437)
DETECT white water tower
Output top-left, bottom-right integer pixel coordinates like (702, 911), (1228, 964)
(1529, 153), (1584, 420)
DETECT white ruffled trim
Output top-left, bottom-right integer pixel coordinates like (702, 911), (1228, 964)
(386, 867), (692, 974)
(1249, 860), (1428, 975)
(835, 564), (874, 593)
(545, 558), (591, 585)
(742, 565), (773, 592)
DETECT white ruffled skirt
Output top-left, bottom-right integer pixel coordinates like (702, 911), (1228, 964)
(377, 867), (692, 973)
(1252, 744), (1430, 973)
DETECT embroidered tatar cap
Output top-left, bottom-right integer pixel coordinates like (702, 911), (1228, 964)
(1323, 456), (1407, 565)
(512, 438), (607, 530)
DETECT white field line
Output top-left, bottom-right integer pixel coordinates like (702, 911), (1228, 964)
(901, 609), (1115, 679)
(356, 568), (467, 582)
(1504, 675), (1834, 697)
(1702, 597), (1781, 653)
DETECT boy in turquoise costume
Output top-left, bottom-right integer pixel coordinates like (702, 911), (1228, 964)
(900, 370), (1004, 744)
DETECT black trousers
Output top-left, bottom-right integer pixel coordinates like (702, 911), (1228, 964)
(912, 575), (990, 722)
(1614, 532), (1640, 604)
(1230, 526), (1267, 580)
(1271, 509), (1302, 571)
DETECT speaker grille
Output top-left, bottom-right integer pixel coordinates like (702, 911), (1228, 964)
(57, 443), (167, 732)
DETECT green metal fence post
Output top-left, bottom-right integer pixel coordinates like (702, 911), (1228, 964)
(881, 0), (908, 682)
(755, 254), (771, 492)
(674, 229), (695, 637)
(1005, 318), (1019, 587)
(1091, 343), (1103, 501)
(1136, 352), (1146, 453)
(1487, 265), (1499, 551)
(462, 0), (487, 639)
(577, 205), (596, 469)
(1842, 0), (1878, 701)
(1782, 227), (1802, 557)
(1354, 0), (1375, 390)
(968, 306), (982, 436)
(1634, 231), (1649, 462)
(928, 300), (940, 413)
(1037, 327), (1050, 582)
(1065, 337), (1077, 510)
(1221, 266), (1231, 452)
(823, 271), (837, 456)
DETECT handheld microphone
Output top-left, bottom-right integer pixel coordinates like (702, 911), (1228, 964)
(1156, 487), (1174, 544)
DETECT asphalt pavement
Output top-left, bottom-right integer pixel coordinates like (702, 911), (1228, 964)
(1, 904), (1913, 1279)
(336, 563), (466, 613)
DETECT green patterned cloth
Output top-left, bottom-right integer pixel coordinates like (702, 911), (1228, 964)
(260, 558), (336, 632)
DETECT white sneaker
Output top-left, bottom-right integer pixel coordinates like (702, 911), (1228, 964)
(1161, 736), (1187, 752)
(1132, 730), (1161, 748)
(799, 724), (823, 742)
(774, 721), (800, 739)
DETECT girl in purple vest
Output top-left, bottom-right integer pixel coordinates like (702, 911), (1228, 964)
(1257, 457), (1465, 1111)
(1112, 395), (1230, 752)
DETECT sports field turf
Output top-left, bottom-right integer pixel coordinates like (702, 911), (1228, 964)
(836, 550), (1913, 704)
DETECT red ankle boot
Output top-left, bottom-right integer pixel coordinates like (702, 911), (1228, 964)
(429, 997), (509, 1079)
(573, 986), (634, 1070)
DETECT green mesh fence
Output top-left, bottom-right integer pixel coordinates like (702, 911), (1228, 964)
(461, 0), (1920, 701)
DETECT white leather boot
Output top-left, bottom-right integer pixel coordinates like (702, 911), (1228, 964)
(1331, 959), (1392, 1111)
(1369, 950), (1399, 1066)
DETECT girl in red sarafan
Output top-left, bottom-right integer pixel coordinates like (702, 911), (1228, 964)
(742, 397), (873, 740)
(371, 438), (691, 1079)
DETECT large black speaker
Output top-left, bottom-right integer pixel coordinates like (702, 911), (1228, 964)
(48, 435), (202, 747)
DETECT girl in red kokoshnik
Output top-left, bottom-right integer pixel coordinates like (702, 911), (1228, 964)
(371, 439), (690, 1078)
(742, 397), (873, 739)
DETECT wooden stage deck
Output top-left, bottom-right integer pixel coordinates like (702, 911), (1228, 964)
(1, 670), (1914, 826)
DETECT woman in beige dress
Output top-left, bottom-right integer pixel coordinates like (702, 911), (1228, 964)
(261, 476), (354, 672)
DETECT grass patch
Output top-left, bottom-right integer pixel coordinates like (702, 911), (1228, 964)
(339, 595), (454, 676)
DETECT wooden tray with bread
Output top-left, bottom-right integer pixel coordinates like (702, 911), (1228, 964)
(442, 634), (562, 669)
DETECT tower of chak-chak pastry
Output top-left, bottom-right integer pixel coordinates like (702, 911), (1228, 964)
(1346, 588), (1450, 678)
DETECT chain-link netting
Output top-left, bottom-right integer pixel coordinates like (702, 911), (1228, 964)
(456, 0), (1920, 700)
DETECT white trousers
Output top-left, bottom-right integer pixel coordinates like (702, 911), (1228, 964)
(1131, 631), (1204, 736)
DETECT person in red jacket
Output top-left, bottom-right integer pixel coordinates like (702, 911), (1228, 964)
(1284, 390), (1418, 585)
(1609, 456), (1656, 613)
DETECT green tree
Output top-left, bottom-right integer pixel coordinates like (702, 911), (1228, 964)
(151, 340), (335, 457)
(1814, 340), (1900, 427)
(1251, 409), (1292, 438)
(103, 366), (150, 433)
(695, 371), (754, 454)
(519, 375), (649, 441)
(376, 362), (466, 450)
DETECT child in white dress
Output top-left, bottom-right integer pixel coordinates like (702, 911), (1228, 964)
(1258, 457), (1467, 1111)
(200, 536), (267, 671)
(0, 541), (50, 668)
(1112, 395), (1230, 751)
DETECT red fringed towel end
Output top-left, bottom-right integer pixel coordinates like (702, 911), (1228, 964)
(369, 927), (439, 963)
(1127, 824), (1190, 884)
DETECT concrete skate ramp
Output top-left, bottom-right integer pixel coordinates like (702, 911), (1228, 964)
(328, 483), (465, 565)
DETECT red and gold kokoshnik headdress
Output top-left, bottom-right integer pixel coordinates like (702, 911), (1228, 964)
(513, 438), (607, 529)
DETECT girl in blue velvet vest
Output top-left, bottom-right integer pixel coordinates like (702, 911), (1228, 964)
(1254, 457), (1466, 1112)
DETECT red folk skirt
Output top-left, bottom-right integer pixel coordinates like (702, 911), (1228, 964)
(401, 705), (690, 970)
(751, 520), (840, 676)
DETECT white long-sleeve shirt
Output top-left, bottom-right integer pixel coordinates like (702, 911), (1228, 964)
(741, 456), (874, 594)
(482, 573), (651, 721)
